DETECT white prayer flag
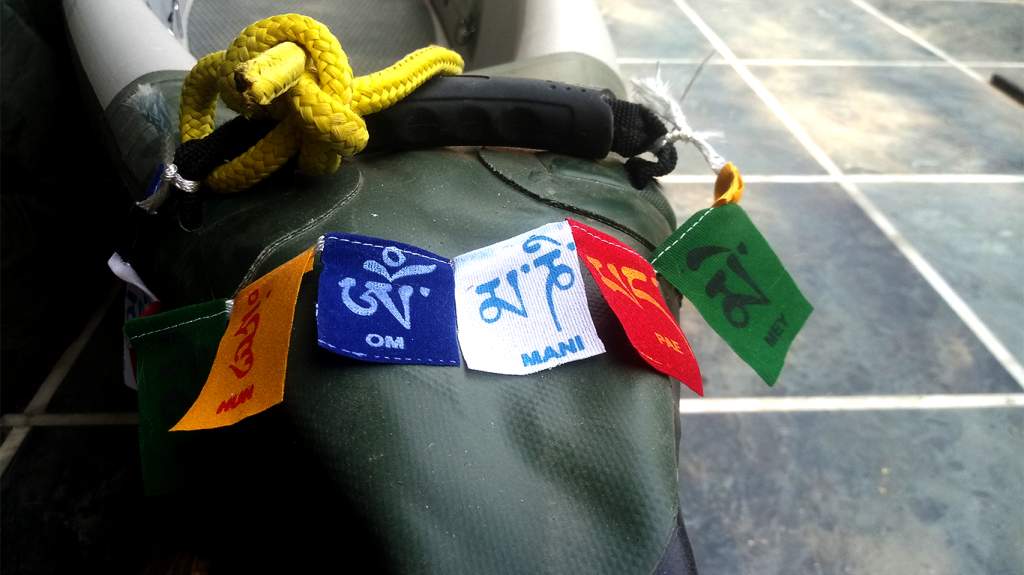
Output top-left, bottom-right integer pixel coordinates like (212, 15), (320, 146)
(453, 221), (605, 375)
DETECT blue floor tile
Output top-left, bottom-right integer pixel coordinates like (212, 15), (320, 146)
(47, 290), (137, 413)
(756, 66), (1024, 174)
(662, 182), (1022, 396)
(861, 184), (1024, 360)
(685, 0), (937, 60)
(872, 0), (1024, 62)
(1, 426), (146, 574)
(678, 408), (1024, 574)
(598, 0), (714, 58)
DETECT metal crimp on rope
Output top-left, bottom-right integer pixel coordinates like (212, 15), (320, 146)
(135, 162), (199, 214)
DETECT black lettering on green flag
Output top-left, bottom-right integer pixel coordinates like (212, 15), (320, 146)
(650, 204), (811, 385)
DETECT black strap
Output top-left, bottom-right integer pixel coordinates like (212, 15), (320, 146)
(173, 116), (276, 182)
(160, 78), (679, 230)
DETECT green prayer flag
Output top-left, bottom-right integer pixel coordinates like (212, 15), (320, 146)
(125, 299), (231, 495)
(650, 204), (811, 385)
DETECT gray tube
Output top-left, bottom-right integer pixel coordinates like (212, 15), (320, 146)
(64, 0), (196, 108)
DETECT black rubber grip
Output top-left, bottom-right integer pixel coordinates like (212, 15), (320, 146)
(362, 75), (614, 159)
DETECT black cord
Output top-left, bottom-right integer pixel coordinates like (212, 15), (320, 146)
(606, 97), (678, 189)
(172, 116), (275, 229)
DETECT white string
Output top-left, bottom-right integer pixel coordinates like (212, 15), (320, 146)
(136, 163), (200, 213)
(631, 70), (728, 174)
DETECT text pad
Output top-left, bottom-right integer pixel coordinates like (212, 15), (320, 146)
(453, 221), (605, 375)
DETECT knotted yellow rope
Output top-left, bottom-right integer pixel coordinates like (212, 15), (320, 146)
(179, 14), (464, 193)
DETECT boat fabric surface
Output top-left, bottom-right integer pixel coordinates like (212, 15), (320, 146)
(105, 54), (697, 574)
(187, 0), (437, 76)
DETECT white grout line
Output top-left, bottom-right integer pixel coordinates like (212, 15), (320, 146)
(659, 174), (1024, 184)
(679, 393), (1024, 414)
(23, 283), (119, 415)
(672, 0), (1024, 390)
(618, 57), (1024, 68)
(1, 413), (139, 427)
(0, 427), (30, 477)
(0, 283), (121, 479)
(847, 0), (988, 83)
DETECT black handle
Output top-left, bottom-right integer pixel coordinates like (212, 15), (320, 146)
(362, 75), (614, 159)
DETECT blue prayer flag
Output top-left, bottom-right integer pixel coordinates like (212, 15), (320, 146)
(317, 233), (459, 366)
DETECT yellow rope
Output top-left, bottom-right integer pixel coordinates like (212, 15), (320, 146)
(179, 14), (464, 193)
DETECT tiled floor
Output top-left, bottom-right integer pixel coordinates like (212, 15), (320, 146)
(682, 0), (937, 60)
(3, 1), (1023, 574)
(860, 184), (1024, 357)
(756, 66), (1024, 174)
(679, 408), (1024, 574)
(871, 0), (1024, 62)
(620, 64), (827, 174)
(1, 426), (146, 574)
(665, 182), (1022, 398)
(601, 0), (1024, 572)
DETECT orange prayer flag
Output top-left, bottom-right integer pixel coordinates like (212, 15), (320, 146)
(172, 247), (314, 431)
